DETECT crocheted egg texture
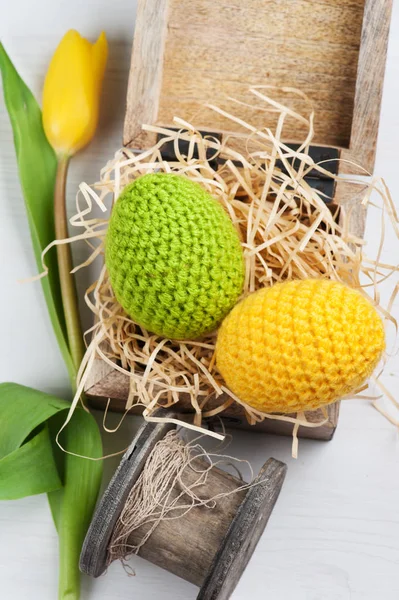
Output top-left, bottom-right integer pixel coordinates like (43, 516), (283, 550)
(106, 173), (245, 340)
(216, 279), (385, 413)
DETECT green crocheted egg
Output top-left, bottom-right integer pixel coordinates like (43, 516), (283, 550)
(106, 173), (245, 339)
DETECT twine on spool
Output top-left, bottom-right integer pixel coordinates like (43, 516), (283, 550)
(107, 429), (255, 569)
(80, 417), (288, 597)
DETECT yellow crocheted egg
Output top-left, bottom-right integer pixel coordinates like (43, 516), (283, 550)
(216, 279), (385, 413)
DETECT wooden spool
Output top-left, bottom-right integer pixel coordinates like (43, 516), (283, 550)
(80, 416), (287, 599)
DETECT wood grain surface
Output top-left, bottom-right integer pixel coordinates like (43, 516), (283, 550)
(132, 457), (247, 587)
(86, 370), (340, 441)
(198, 458), (287, 600)
(123, 0), (169, 148)
(80, 419), (176, 578)
(124, 0), (392, 174)
(340, 0), (393, 174)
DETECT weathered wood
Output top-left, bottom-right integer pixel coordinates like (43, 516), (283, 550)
(124, 0), (392, 173)
(123, 0), (169, 149)
(125, 0), (364, 150)
(80, 415), (287, 600)
(85, 368), (340, 441)
(198, 458), (287, 600)
(340, 0), (393, 174)
(80, 418), (177, 578)
(335, 180), (368, 239)
(133, 457), (247, 587)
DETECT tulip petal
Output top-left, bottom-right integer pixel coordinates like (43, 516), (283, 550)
(43, 30), (108, 155)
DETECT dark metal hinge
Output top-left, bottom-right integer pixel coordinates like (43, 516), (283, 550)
(156, 130), (338, 202)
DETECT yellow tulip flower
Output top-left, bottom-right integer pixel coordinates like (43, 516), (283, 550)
(42, 30), (107, 379)
(43, 30), (108, 156)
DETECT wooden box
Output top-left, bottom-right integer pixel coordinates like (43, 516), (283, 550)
(86, 0), (393, 441)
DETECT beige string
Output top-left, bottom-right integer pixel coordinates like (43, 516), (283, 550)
(107, 429), (257, 570)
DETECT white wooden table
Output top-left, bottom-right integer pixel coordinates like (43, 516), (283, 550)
(1, 2), (399, 599)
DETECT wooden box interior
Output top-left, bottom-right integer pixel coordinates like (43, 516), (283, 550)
(124, 0), (392, 174)
(85, 0), (392, 441)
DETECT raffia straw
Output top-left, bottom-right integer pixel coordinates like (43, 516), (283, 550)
(52, 86), (398, 457)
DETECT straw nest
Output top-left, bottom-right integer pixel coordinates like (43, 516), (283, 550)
(55, 86), (398, 451)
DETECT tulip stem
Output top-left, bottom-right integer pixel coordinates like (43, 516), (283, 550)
(54, 156), (85, 390)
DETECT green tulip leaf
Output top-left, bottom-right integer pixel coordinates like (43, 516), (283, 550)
(0, 42), (75, 383)
(0, 382), (69, 458)
(48, 409), (103, 597)
(0, 425), (62, 500)
(0, 383), (103, 589)
(0, 383), (102, 500)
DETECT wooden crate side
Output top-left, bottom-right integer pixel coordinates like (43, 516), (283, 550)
(123, 0), (169, 148)
(340, 0), (393, 174)
(335, 181), (368, 239)
(85, 366), (339, 441)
